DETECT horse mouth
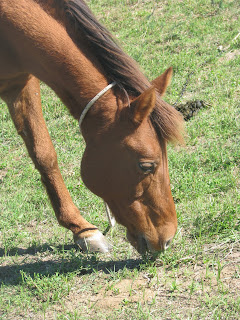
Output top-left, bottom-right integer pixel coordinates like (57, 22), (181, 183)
(137, 235), (149, 254)
(127, 231), (150, 255)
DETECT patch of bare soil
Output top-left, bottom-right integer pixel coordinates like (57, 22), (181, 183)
(219, 49), (240, 62)
(0, 168), (8, 182)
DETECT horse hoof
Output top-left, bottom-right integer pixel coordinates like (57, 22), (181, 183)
(74, 230), (112, 253)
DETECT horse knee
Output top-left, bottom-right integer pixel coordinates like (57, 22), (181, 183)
(32, 145), (58, 172)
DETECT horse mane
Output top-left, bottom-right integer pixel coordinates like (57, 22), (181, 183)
(65, 0), (184, 143)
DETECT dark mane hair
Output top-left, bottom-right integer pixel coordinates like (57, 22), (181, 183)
(65, 0), (184, 143)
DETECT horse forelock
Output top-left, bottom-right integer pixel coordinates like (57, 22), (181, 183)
(63, 0), (184, 144)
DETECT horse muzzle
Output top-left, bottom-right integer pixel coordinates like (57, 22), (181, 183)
(127, 231), (173, 255)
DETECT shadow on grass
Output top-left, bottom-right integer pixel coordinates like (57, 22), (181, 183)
(0, 243), (77, 258)
(0, 243), (145, 286)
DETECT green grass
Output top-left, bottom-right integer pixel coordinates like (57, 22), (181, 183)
(0, 0), (239, 319)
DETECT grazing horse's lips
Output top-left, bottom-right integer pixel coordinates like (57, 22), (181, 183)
(127, 231), (156, 255)
(137, 235), (148, 254)
(127, 230), (174, 255)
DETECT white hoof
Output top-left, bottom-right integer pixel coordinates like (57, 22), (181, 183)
(74, 230), (112, 253)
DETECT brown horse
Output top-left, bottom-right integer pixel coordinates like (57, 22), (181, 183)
(0, 0), (183, 254)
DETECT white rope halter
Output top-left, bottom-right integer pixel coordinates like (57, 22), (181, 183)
(79, 81), (117, 132)
(79, 82), (117, 229)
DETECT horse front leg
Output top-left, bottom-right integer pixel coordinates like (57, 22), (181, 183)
(3, 74), (111, 253)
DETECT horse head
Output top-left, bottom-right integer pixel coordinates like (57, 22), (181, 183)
(81, 68), (182, 254)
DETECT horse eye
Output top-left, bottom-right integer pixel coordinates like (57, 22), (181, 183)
(139, 162), (156, 174)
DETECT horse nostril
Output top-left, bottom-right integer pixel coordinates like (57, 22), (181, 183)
(164, 238), (173, 250)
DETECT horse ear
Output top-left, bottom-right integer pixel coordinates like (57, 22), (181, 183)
(151, 67), (173, 96)
(130, 86), (156, 124)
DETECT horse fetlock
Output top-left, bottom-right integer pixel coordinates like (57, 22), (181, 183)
(73, 230), (112, 253)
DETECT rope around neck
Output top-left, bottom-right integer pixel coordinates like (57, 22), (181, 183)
(79, 81), (117, 132)
(79, 82), (117, 230)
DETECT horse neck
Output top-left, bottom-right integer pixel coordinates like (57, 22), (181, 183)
(3, 0), (117, 127)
